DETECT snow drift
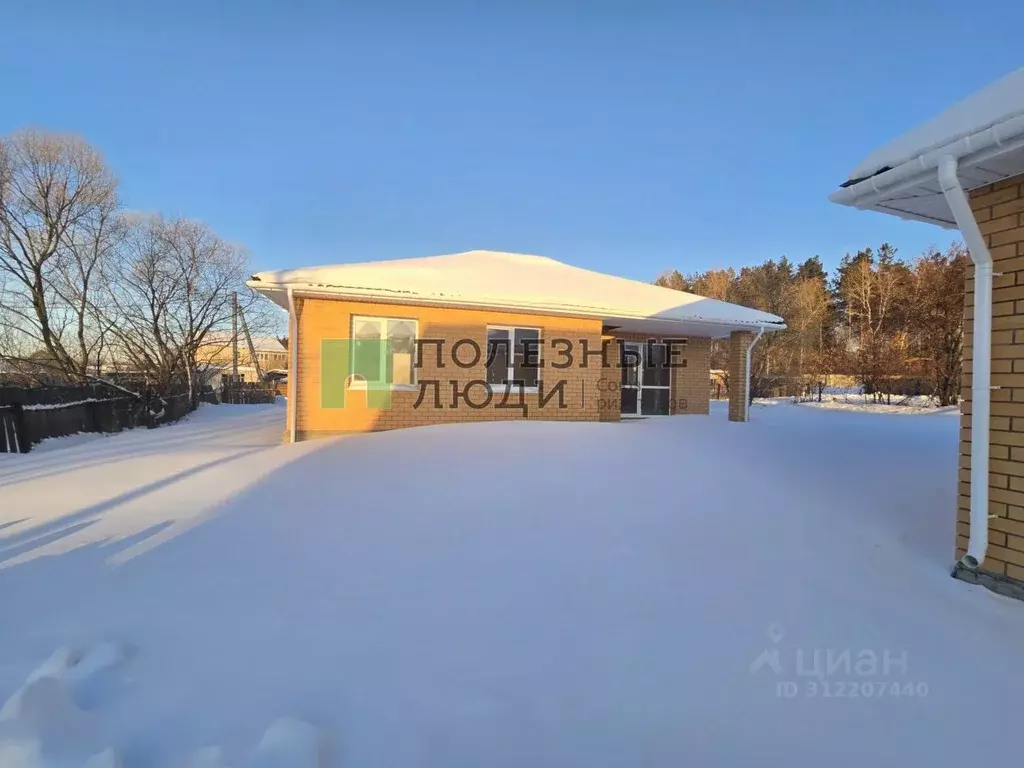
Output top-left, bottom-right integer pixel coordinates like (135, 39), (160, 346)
(2, 401), (1024, 766)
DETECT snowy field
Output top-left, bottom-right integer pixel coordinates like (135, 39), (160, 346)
(2, 400), (1024, 766)
(761, 395), (957, 415)
(751, 386), (959, 415)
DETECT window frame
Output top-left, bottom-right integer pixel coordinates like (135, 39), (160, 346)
(485, 324), (543, 394)
(348, 314), (420, 391)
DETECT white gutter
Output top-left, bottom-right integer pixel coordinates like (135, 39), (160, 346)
(286, 287), (298, 445)
(939, 156), (992, 569)
(743, 325), (766, 422)
(831, 114), (1024, 213)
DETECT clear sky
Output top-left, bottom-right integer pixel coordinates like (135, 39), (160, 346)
(2, 1), (1022, 282)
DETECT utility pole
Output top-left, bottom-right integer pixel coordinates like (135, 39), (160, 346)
(232, 291), (239, 377)
(238, 304), (265, 382)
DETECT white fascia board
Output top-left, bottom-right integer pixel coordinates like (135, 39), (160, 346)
(830, 113), (1024, 216)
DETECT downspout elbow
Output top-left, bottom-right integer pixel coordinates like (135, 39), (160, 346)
(939, 159), (994, 271)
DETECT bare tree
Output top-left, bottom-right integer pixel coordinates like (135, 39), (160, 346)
(100, 214), (180, 390)
(99, 214), (258, 404)
(52, 179), (124, 376)
(163, 218), (253, 404)
(0, 130), (118, 377)
(0, 271), (24, 371)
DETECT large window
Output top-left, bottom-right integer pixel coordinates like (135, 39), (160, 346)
(486, 326), (541, 390)
(351, 316), (418, 387)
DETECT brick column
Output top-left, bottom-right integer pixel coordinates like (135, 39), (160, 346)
(727, 331), (754, 422)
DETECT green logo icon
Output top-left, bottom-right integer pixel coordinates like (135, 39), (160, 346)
(321, 339), (394, 409)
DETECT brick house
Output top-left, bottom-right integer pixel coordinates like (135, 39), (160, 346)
(248, 250), (784, 439)
(830, 66), (1024, 597)
(199, 333), (289, 383)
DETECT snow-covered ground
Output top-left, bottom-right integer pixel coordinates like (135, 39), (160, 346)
(756, 387), (957, 415)
(2, 400), (1023, 767)
(762, 396), (957, 415)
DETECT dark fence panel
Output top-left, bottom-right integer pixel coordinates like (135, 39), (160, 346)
(221, 379), (277, 405)
(0, 384), (200, 453)
(0, 406), (27, 453)
(0, 383), (119, 407)
(158, 393), (195, 424)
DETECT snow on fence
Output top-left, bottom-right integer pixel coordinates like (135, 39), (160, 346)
(0, 384), (197, 454)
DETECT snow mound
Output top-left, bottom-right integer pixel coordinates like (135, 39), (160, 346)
(0, 677), (109, 768)
(248, 718), (323, 768)
(177, 720), (324, 768)
(178, 746), (229, 768)
(81, 748), (121, 768)
(0, 643), (324, 768)
(0, 643), (129, 768)
(2, 643), (130, 721)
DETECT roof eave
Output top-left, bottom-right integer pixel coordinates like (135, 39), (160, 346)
(248, 281), (785, 335)
(830, 113), (1024, 224)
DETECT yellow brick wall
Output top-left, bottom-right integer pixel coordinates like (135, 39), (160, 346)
(727, 331), (754, 422)
(292, 297), (605, 437)
(960, 175), (1024, 579)
(289, 297), (716, 438)
(677, 337), (711, 415)
(597, 334), (622, 422)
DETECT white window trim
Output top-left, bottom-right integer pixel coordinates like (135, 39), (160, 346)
(348, 315), (420, 391)
(485, 325), (542, 394)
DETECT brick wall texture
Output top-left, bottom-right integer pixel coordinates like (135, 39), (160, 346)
(727, 331), (754, 422)
(288, 297), (712, 438)
(959, 174), (1024, 579)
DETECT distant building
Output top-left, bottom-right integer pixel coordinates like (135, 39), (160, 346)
(247, 249), (784, 440)
(199, 333), (288, 383)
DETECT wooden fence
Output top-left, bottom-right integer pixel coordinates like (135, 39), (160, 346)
(221, 376), (278, 405)
(0, 383), (196, 454)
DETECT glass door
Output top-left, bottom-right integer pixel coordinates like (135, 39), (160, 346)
(620, 342), (641, 415)
(640, 342), (670, 415)
(620, 341), (670, 416)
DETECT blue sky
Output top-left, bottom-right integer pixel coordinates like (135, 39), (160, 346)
(2, 1), (1022, 282)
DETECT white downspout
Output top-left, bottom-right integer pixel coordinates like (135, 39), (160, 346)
(744, 325), (766, 422)
(939, 155), (991, 569)
(286, 288), (298, 445)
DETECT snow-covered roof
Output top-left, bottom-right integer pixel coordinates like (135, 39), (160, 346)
(251, 337), (286, 353)
(248, 250), (784, 338)
(204, 332), (286, 352)
(830, 67), (1024, 227)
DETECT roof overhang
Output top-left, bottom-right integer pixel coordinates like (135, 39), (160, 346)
(247, 281), (786, 339)
(829, 115), (1024, 227)
(830, 66), (1024, 226)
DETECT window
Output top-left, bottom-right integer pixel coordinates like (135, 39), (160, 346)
(486, 326), (541, 390)
(351, 316), (418, 387)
